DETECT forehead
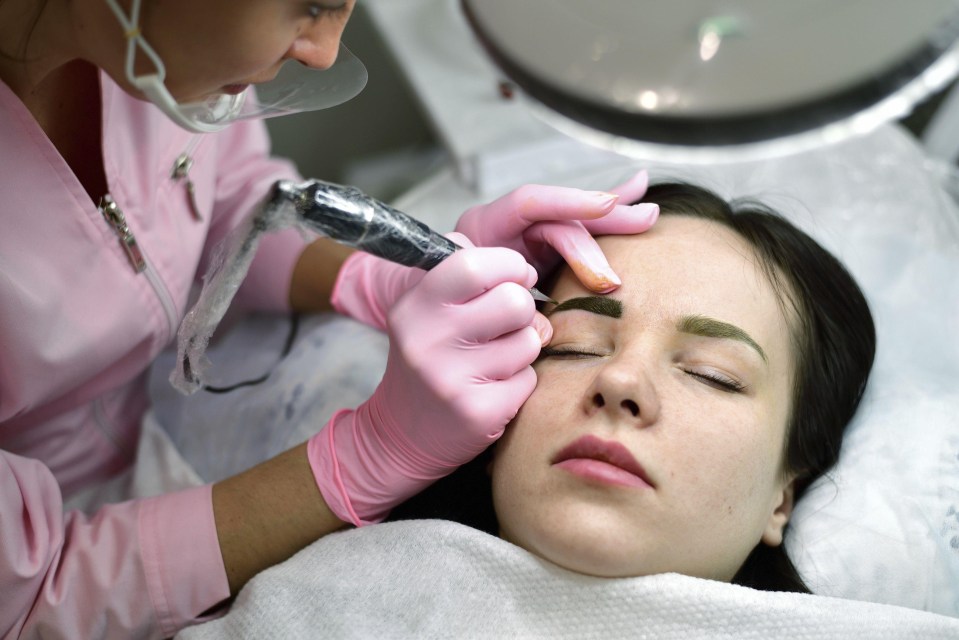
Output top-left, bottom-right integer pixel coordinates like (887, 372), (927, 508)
(551, 216), (793, 359)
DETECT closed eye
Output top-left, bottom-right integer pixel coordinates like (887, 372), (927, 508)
(538, 347), (603, 361)
(541, 349), (746, 393)
(686, 370), (745, 393)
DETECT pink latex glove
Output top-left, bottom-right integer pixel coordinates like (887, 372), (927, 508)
(330, 171), (654, 331)
(309, 236), (541, 526)
(455, 169), (658, 292)
(330, 249), (425, 331)
(331, 240), (552, 341)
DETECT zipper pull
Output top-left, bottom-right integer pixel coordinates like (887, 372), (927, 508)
(171, 153), (203, 221)
(99, 194), (146, 273)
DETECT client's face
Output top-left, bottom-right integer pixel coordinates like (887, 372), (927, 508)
(491, 215), (797, 581)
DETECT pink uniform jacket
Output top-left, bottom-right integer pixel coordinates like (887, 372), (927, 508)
(0, 72), (309, 638)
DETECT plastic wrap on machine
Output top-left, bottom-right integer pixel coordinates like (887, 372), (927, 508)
(170, 178), (460, 395)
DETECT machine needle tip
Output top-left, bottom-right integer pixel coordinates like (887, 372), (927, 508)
(529, 287), (556, 304)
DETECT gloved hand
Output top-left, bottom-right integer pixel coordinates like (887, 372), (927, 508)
(455, 169), (658, 292)
(309, 236), (542, 526)
(331, 170), (655, 331)
(330, 249), (425, 331)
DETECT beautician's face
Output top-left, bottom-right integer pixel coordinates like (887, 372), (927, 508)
(86, 0), (355, 102)
(491, 216), (797, 581)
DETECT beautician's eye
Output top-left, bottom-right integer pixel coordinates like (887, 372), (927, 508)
(686, 370), (745, 393)
(307, 2), (349, 19)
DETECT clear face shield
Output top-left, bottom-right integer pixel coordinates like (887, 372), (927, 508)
(104, 0), (368, 134)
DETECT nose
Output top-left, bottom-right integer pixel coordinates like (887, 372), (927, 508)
(583, 356), (660, 426)
(286, 24), (344, 70)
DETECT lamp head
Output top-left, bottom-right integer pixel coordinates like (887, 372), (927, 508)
(462, 0), (959, 162)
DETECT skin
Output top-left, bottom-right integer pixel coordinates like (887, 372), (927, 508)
(492, 217), (797, 581)
(0, 0), (354, 100)
(0, 0), (355, 596)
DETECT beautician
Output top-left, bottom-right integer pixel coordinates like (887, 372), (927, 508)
(0, 0), (658, 637)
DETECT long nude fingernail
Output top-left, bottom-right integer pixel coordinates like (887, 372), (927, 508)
(635, 202), (659, 220)
(594, 267), (621, 291)
(592, 192), (619, 210)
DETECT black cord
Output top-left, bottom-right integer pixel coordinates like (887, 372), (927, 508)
(202, 313), (301, 394)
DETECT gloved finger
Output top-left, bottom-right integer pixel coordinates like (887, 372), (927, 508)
(532, 310), (553, 346)
(464, 366), (538, 439)
(582, 169), (658, 235)
(454, 281), (537, 342)
(330, 251), (429, 332)
(415, 246), (537, 306)
(462, 184), (620, 237)
(524, 220), (621, 293)
(580, 202), (659, 235)
(609, 169), (651, 202)
(583, 169), (659, 235)
(467, 326), (542, 381)
(444, 231), (475, 249)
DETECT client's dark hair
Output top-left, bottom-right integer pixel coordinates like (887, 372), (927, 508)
(390, 182), (876, 595)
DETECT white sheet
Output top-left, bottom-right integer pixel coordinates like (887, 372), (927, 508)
(176, 520), (959, 639)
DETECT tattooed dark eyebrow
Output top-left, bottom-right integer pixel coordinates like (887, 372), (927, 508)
(547, 296), (622, 319)
(678, 314), (768, 363)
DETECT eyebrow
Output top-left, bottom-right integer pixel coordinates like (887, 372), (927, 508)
(678, 315), (767, 363)
(548, 296), (622, 319)
(548, 299), (767, 363)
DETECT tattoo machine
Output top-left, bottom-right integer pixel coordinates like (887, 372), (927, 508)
(171, 178), (553, 395)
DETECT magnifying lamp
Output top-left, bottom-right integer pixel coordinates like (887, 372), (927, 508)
(461, 0), (959, 162)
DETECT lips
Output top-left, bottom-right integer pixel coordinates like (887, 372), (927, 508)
(552, 435), (654, 489)
(221, 84), (250, 95)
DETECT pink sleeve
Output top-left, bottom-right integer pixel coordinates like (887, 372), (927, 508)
(1, 450), (230, 639)
(200, 117), (314, 313)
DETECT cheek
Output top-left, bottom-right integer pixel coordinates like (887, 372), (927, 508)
(663, 395), (784, 506)
(493, 367), (583, 485)
(206, 24), (291, 73)
(527, 362), (582, 412)
(162, 11), (293, 77)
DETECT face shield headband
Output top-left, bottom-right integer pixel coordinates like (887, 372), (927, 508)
(104, 0), (368, 133)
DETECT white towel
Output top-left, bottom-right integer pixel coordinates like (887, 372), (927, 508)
(178, 520), (959, 639)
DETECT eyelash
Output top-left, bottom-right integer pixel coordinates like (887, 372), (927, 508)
(307, 2), (349, 19)
(686, 370), (745, 393)
(538, 347), (601, 360)
(539, 348), (745, 393)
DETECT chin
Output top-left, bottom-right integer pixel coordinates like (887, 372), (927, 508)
(506, 509), (653, 578)
(546, 549), (646, 579)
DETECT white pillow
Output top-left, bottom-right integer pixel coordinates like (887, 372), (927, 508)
(788, 384), (959, 615)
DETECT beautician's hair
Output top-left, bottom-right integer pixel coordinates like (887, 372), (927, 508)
(641, 182), (876, 593)
(392, 182), (876, 595)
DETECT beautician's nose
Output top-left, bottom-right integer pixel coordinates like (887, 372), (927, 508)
(287, 25), (344, 69)
(584, 358), (660, 426)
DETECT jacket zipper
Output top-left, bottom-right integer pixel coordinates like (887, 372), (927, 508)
(98, 193), (180, 338)
(171, 136), (203, 221)
(99, 194), (146, 273)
